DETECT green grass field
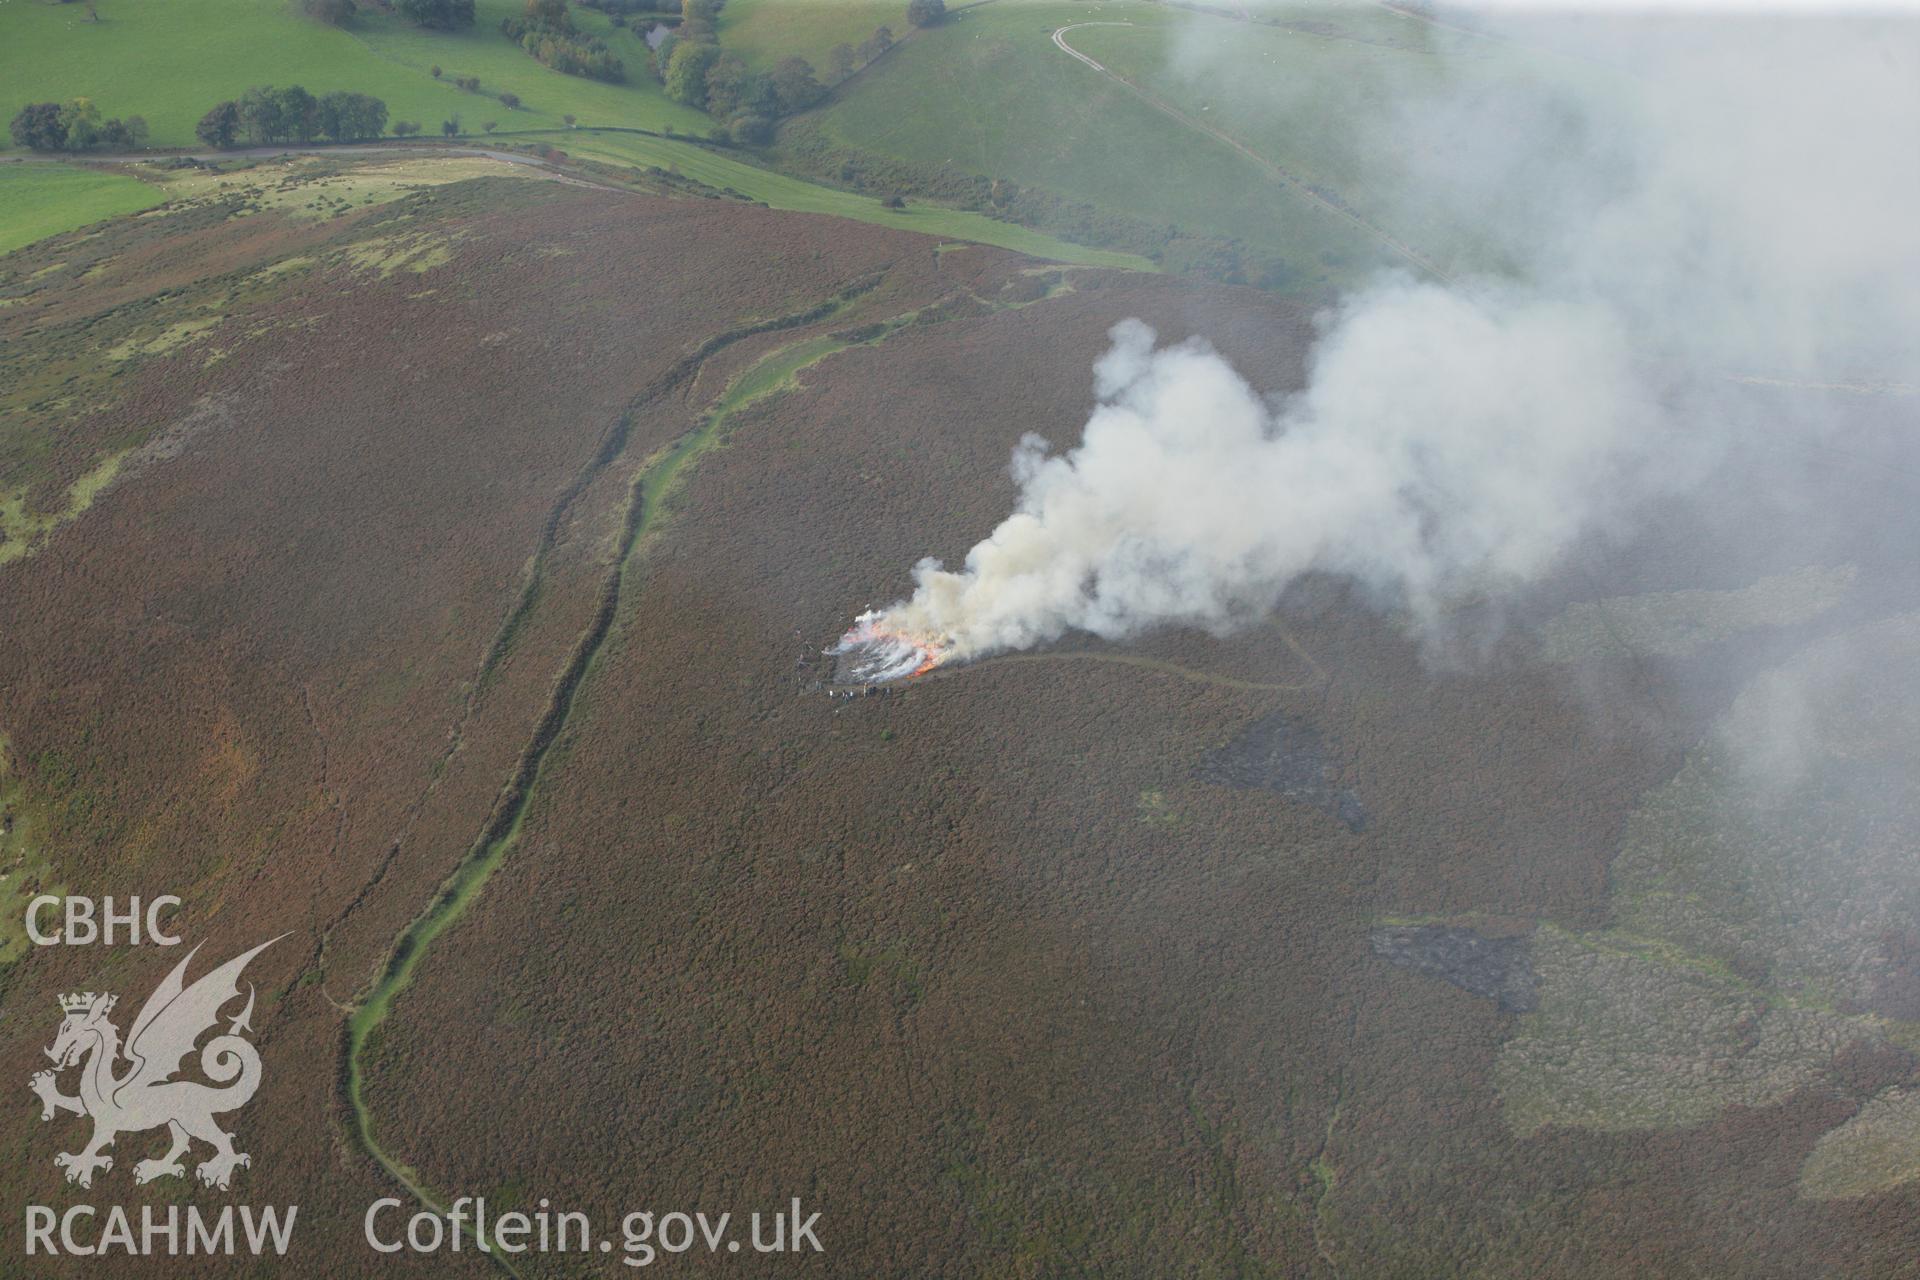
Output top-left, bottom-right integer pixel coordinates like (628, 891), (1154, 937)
(1, 0), (1584, 276)
(791, 0), (1389, 286)
(544, 129), (1151, 267)
(0, 0), (1156, 266)
(0, 163), (166, 255)
(0, 0), (1555, 279)
(717, 0), (899, 73)
(1065, 9), (1610, 275)
(779, 0), (1605, 283)
(0, 0), (709, 152)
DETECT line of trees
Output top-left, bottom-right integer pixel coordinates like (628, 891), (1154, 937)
(654, 0), (860, 146)
(500, 0), (625, 82)
(395, 0), (474, 30)
(195, 87), (389, 148)
(12, 0), (914, 158)
(10, 99), (148, 153)
(825, 26), (894, 86)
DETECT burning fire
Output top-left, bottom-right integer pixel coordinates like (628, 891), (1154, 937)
(832, 611), (948, 683)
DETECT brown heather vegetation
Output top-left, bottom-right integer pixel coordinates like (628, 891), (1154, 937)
(350, 260), (1920, 1273)
(0, 169), (987, 1274)
(2, 165), (1919, 1277)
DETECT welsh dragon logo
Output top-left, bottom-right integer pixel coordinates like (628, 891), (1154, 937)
(29, 937), (281, 1190)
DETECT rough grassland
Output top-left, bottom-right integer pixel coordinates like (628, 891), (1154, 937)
(0, 163), (165, 256)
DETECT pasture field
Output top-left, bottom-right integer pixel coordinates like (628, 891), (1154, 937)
(789, 0), (1391, 285)
(0, 162), (165, 254)
(783, 0), (1608, 281)
(0, 0), (1155, 265)
(0, 0), (1605, 278)
(1066, 9), (1613, 275)
(0, 0), (708, 150)
(717, 0), (899, 72)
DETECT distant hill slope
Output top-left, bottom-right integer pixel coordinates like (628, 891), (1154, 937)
(776, 0), (1588, 287)
(0, 0), (710, 151)
(718, 0), (899, 73)
(0, 0), (1169, 266)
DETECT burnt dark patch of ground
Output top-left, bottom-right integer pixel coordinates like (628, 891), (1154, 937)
(1369, 922), (1538, 1012)
(1197, 709), (1367, 831)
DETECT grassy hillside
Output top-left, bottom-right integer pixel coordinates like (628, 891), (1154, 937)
(0, 163), (165, 255)
(778, 0), (1594, 284)
(0, 0), (1550, 279)
(784, 0), (1388, 287)
(0, 0), (709, 152)
(1065, 11), (1608, 276)
(717, 0), (898, 72)
(0, 0), (1158, 266)
(541, 130), (1151, 266)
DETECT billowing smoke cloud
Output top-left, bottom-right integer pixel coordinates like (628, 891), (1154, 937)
(846, 12), (1920, 672)
(868, 297), (1660, 660)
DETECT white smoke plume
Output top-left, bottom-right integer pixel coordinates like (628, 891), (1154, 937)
(847, 13), (1920, 671)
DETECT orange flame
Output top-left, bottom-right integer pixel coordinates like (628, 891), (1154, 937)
(835, 614), (948, 682)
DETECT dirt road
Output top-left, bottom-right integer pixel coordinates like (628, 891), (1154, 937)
(1052, 20), (1132, 70)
